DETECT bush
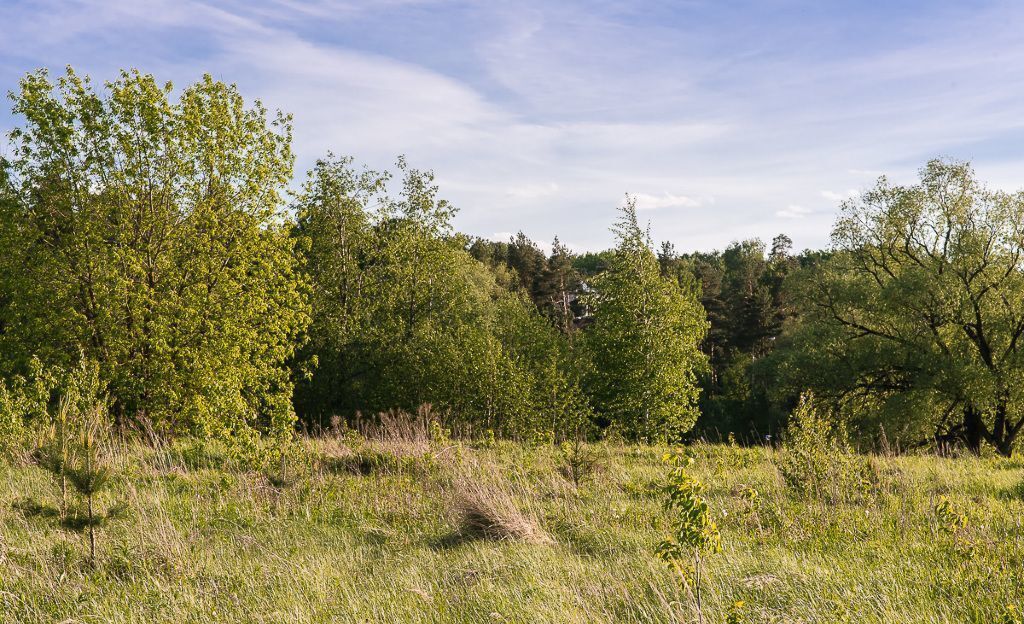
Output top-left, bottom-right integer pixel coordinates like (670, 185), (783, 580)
(777, 392), (862, 500)
(0, 358), (58, 456)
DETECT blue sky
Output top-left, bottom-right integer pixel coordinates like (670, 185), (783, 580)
(2, 0), (1024, 252)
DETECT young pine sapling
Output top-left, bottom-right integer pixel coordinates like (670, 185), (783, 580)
(63, 405), (122, 567)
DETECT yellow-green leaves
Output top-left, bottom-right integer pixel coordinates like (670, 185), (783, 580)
(583, 198), (708, 442)
(658, 451), (722, 566)
(1, 67), (307, 450)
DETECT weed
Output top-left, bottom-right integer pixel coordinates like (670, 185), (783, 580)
(725, 600), (745, 624)
(1003, 605), (1023, 624)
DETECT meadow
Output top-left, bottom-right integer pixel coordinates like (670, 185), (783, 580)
(2, 418), (1022, 624)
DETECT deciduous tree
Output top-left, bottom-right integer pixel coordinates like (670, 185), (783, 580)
(583, 198), (707, 441)
(0, 67), (308, 447)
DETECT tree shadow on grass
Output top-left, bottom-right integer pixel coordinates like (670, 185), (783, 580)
(12, 497), (60, 519)
(997, 480), (1024, 501)
(427, 530), (483, 550)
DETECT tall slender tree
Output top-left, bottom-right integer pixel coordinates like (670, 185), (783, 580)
(583, 198), (708, 441)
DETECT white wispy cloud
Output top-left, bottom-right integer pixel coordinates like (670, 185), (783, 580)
(820, 189), (860, 202)
(776, 204), (813, 219)
(3, 0), (1024, 251)
(633, 192), (703, 211)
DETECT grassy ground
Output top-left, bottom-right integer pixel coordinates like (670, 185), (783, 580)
(1, 429), (1023, 623)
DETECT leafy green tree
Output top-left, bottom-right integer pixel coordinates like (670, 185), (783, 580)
(777, 159), (1024, 455)
(291, 155), (385, 418)
(0, 67), (308, 447)
(573, 249), (616, 278)
(295, 156), (589, 438)
(583, 199), (707, 441)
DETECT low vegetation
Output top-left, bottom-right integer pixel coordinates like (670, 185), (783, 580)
(2, 414), (1023, 623)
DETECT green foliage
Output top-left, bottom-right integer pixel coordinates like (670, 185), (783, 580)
(659, 235), (806, 439)
(557, 437), (603, 487)
(777, 393), (860, 499)
(294, 156), (590, 438)
(0, 67), (308, 448)
(583, 199), (708, 442)
(62, 406), (122, 566)
(656, 449), (721, 624)
(33, 383), (124, 567)
(725, 600), (746, 624)
(0, 357), (57, 455)
(934, 495), (968, 535)
(1003, 605), (1023, 624)
(657, 451), (722, 567)
(776, 159), (1024, 455)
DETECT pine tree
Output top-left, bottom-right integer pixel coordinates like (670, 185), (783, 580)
(63, 404), (121, 567)
(537, 237), (582, 337)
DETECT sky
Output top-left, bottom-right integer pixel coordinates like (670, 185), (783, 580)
(2, 0), (1024, 253)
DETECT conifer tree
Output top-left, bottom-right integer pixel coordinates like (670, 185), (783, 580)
(63, 404), (121, 567)
(538, 237), (582, 337)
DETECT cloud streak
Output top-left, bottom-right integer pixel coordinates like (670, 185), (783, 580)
(2, 0), (1024, 252)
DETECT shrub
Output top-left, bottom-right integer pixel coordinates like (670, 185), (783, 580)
(778, 392), (861, 499)
(0, 358), (60, 457)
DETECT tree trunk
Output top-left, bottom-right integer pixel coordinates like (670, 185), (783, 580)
(991, 394), (1015, 457)
(88, 494), (96, 567)
(963, 405), (984, 456)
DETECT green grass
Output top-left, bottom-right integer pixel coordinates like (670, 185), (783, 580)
(1, 436), (1023, 623)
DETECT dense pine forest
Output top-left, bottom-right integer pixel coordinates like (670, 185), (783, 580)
(2, 69), (1024, 623)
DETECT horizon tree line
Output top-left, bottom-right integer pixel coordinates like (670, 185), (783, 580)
(2, 67), (1023, 456)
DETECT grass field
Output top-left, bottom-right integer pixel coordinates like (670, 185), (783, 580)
(2, 427), (1023, 623)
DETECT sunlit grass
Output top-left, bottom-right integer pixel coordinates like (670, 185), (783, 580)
(1, 438), (1022, 623)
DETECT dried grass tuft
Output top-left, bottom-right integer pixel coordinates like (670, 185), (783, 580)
(450, 461), (553, 545)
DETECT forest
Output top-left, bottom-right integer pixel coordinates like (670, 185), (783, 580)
(2, 68), (1024, 623)
(3, 67), (1022, 459)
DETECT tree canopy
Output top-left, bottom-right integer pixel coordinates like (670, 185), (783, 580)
(776, 160), (1024, 455)
(582, 199), (708, 441)
(3, 66), (1021, 457)
(294, 156), (589, 439)
(0, 67), (308, 448)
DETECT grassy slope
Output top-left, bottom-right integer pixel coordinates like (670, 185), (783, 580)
(1, 438), (1023, 623)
